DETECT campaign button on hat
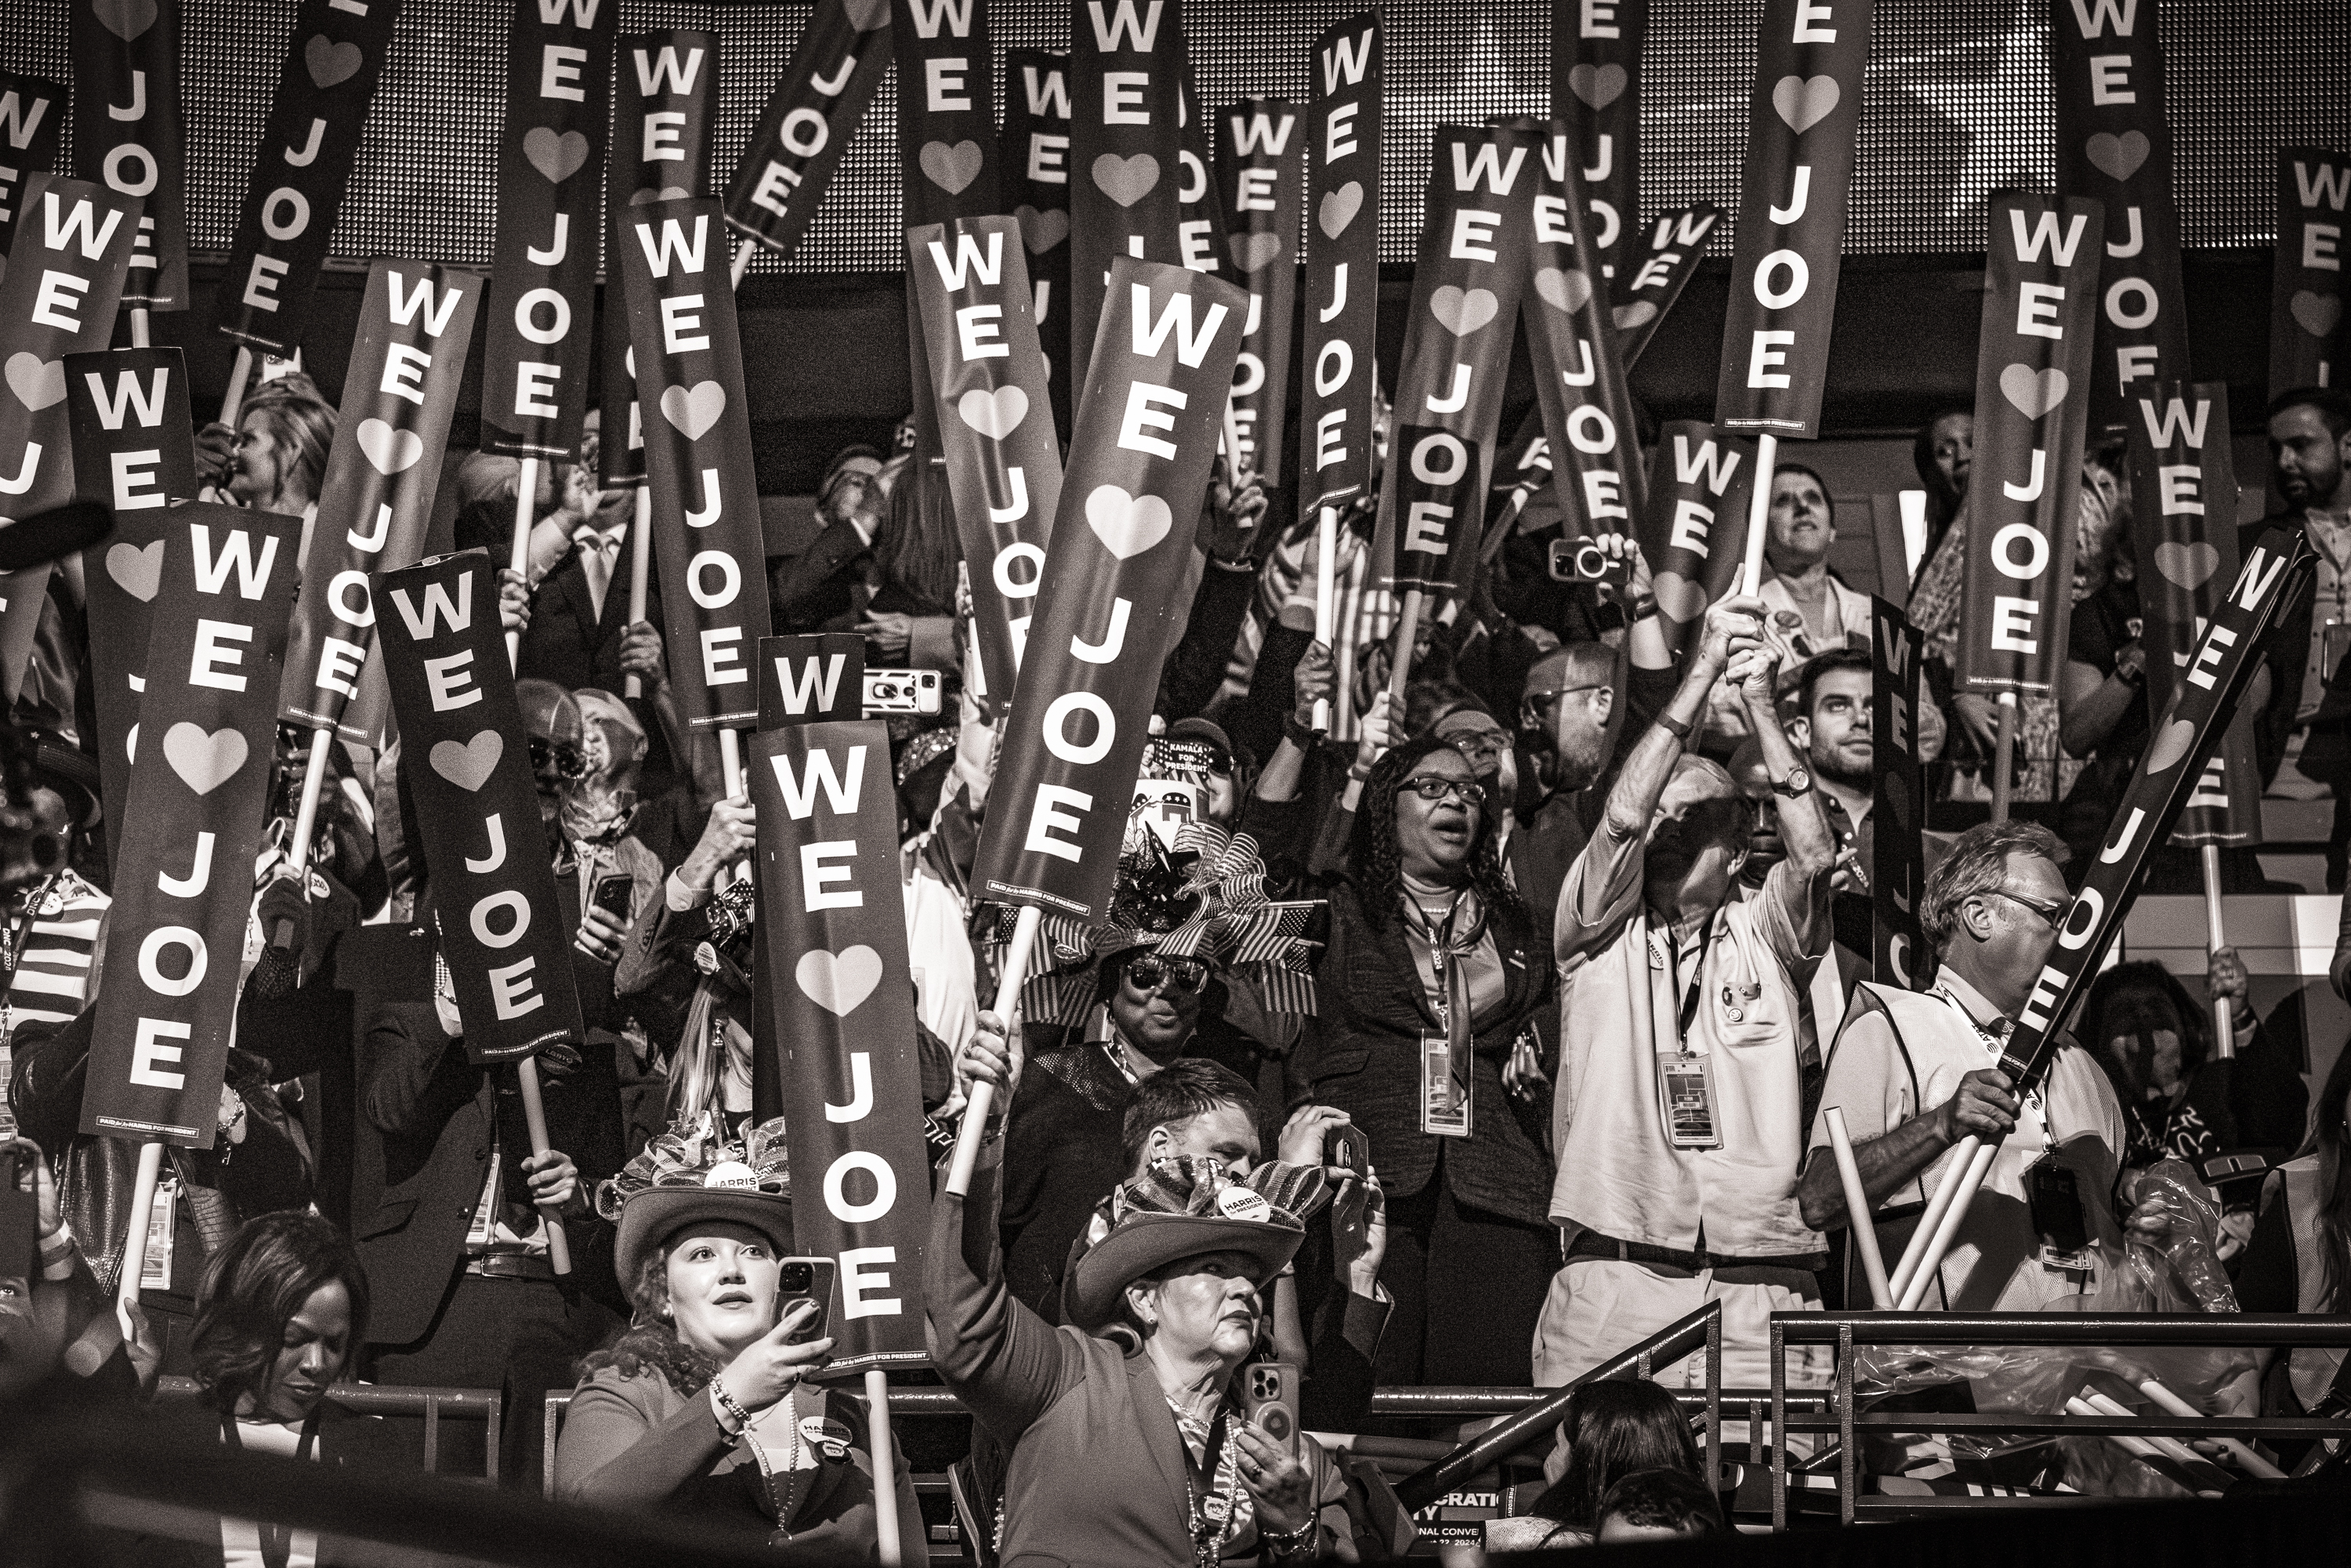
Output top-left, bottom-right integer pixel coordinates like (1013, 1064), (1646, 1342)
(1216, 1186), (1271, 1223)
(704, 1161), (759, 1190)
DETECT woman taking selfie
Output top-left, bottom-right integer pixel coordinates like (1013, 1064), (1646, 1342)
(933, 1019), (1351, 1565)
(1291, 733), (1556, 1388)
(554, 1167), (918, 1554)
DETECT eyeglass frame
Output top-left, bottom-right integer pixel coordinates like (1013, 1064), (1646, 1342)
(527, 737), (589, 780)
(1399, 773), (1488, 809)
(1980, 886), (2068, 930)
(1521, 682), (1610, 721)
(1123, 954), (1208, 995)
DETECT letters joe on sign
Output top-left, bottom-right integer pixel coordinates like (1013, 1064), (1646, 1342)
(1217, 96), (1303, 484)
(375, 552), (585, 1066)
(1549, 0), (1644, 281)
(0, 73), (66, 260)
(281, 260), (482, 741)
(617, 197), (775, 730)
(79, 502), (300, 1145)
(1297, 13), (1380, 514)
(71, 0), (189, 310)
(723, 0), (892, 263)
(971, 258), (1247, 922)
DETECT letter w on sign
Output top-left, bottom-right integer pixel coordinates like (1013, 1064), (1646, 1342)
(751, 716), (932, 1369)
(375, 552), (585, 1066)
(80, 503), (299, 1146)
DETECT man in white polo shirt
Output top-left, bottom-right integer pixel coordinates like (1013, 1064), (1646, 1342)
(1534, 593), (1839, 1390)
(1798, 821), (2126, 1311)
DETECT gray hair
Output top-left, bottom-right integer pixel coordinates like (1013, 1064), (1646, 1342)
(1919, 820), (2067, 955)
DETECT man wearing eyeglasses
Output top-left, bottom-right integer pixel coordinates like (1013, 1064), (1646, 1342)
(1796, 821), (2127, 1312)
(1512, 641), (1619, 928)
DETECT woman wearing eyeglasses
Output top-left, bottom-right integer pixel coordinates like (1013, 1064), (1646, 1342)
(1290, 733), (1558, 1386)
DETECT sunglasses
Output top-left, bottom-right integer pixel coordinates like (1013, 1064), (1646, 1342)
(1401, 774), (1487, 809)
(1523, 682), (1609, 717)
(1985, 888), (2068, 930)
(528, 737), (589, 780)
(1125, 955), (1207, 995)
(1447, 730), (1512, 761)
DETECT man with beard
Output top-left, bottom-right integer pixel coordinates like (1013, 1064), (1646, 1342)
(2259, 388), (2351, 886)
(353, 680), (629, 1483)
(1534, 595), (1838, 1390)
(1513, 641), (1617, 928)
(1788, 649), (1877, 993)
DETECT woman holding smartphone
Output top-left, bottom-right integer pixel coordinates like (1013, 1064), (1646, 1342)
(554, 1168), (919, 1554)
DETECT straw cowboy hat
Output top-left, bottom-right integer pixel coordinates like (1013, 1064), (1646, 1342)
(1064, 1157), (1306, 1332)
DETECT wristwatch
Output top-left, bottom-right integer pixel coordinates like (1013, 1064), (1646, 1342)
(1770, 767), (1813, 798)
(2117, 661), (2146, 687)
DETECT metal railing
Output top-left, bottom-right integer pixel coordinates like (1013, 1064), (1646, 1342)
(154, 1377), (505, 1482)
(1768, 1311), (2351, 1528)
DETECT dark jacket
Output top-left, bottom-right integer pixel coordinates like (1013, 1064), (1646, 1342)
(2243, 514), (2334, 788)
(121, 1403), (410, 1568)
(1290, 879), (1556, 1226)
(518, 535), (659, 698)
(352, 1001), (623, 1348)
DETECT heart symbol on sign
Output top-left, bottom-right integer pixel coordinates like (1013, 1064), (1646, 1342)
(1534, 267), (1592, 316)
(6, 352), (64, 411)
(1230, 232), (1281, 273)
(660, 382), (726, 441)
(1613, 300), (1659, 329)
(1999, 364), (2069, 420)
(1651, 571), (1708, 622)
(1085, 483), (1173, 560)
(163, 722), (248, 796)
(1771, 74), (1840, 135)
(106, 539), (164, 602)
(2144, 717), (2196, 775)
(2085, 130), (2150, 183)
(796, 945), (883, 1017)
(629, 186), (691, 205)
(957, 386), (1028, 441)
(1568, 62), (1627, 110)
(356, 418), (423, 476)
(1014, 204), (1070, 253)
(523, 127), (591, 185)
(1318, 183), (1363, 241)
(429, 731), (502, 792)
(1092, 153), (1160, 207)
(2154, 541), (2219, 590)
(305, 34), (363, 89)
(1429, 285), (1499, 337)
(920, 139), (984, 194)
(842, 0), (889, 31)
(92, 0), (157, 40)
(2292, 290), (2342, 339)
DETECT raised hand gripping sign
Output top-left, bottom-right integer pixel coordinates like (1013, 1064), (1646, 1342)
(0, 73), (66, 261)
(617, 197), (773, 730)
(2052, 0), (2190, 433)
(1217, 97), (1303, 484)
(2126, 379), (2262, 846)
(213, 0), (404, 356)
(1069, 0), (1187, 385)
(71, 0), (189, 311)
(0, 174), (143, 703)
(1638, 421), (1756, 654)
(282, 261), (482, 740)
(909, 217), (1063, 710)
(1002, 48), (1073, 438)
(2271, 147), (2349, 398)
(751, 716), (931, 1371)
(1549, 0), (1644, 281)
(1712, 0), (1872, 440)
(1520, 121), (1645, 547)
(375, 552), (585, 1066)
(1957, 194), (2105, 697)
(480, 0), (617, 461)
(600, 30), (719, 491)
(723, 0), (892, 263)
(1298, 13), (1380, 514)
(1614, 205), (1722, 368)
(971, 258), (1248, 921)
(79, 502), (300, 1144)
(1871, 597), (1928, 990)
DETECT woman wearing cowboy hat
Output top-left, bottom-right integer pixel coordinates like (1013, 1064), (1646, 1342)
(556, 1159), (919, 1553)
(933, 1016), (1352, 1566)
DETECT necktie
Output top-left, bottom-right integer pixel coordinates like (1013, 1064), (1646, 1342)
(575, 526), (621, 621)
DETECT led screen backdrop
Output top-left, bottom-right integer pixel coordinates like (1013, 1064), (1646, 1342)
(4, 0), (2344, 272)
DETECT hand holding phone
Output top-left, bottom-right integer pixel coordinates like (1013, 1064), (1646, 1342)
(777, 1256), (837, 1345)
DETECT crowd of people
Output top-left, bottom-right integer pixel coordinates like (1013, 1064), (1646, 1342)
(2, 368), (2349, 1561)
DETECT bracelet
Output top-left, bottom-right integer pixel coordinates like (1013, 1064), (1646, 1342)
(1346, 762), (1373, 783)
(1260, 1516), (1317, 1556)
(710, 1378), (753, 1437)
(38, 1222), (74, 1265)
(1656, 711), (1693, 741)
(1281, 710), (1325, 750)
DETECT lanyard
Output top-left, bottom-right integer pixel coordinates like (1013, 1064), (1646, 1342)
(1672, 915), (1719, 1040)
(1172, 1403), (1236, 1568)
(1404, 891), (1467, 1030)
(222, 1409), (321, 1568)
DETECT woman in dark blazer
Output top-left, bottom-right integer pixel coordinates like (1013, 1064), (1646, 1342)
(1291, 733), (1556, 1386)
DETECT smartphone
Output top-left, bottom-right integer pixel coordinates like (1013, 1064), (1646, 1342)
(1242, 1361), (1301, 1459)
(863, 667), (944, 716)
(777, 1256), (838, 1344)
(1325, 1123), (1372, 1181)
(1548, 535), (1628, 585)
(591, 873), (634, 919)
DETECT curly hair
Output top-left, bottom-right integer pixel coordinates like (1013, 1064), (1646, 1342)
(574, 1241), (727, 1396)
(1347, 732), (1522, 929)
(191, 1211), (370, 1415)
